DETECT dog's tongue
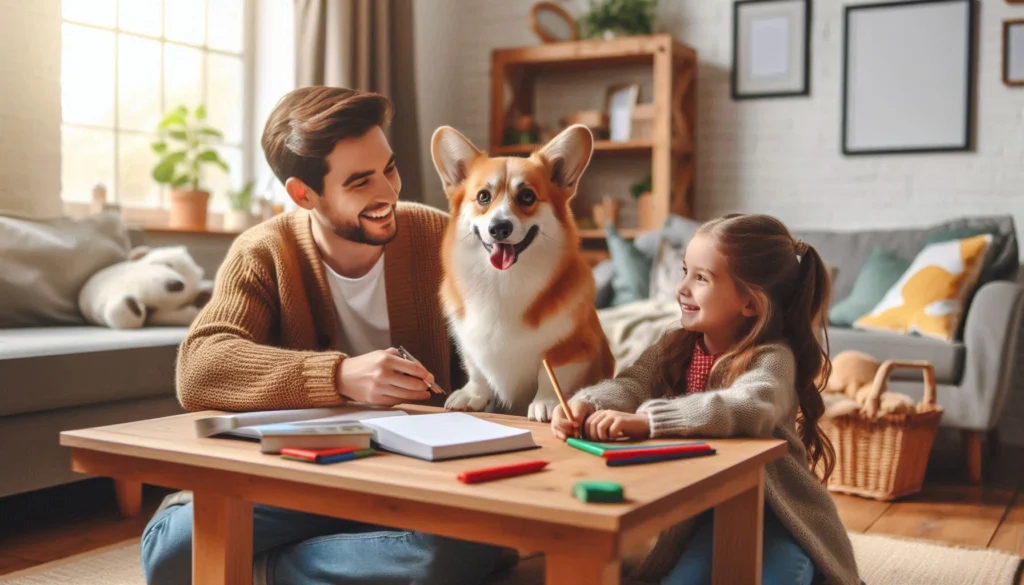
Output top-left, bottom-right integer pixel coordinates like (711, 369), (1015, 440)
(489, 243), (515, 270)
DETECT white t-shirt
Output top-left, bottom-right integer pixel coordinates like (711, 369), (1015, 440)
(322, 254), (391, 356)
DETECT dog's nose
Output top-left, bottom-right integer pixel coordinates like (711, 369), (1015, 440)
(488, 219), (513, 242)
(165, 279), (185, 292)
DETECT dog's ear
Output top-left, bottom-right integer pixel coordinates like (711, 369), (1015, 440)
(536, 124), (594, 195)
(431, 126), (482, 195)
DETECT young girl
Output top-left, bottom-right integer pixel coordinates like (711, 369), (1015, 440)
(552, 213), (861, 585)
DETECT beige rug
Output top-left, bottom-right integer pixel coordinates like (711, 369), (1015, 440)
(1, 533), (1019, 585)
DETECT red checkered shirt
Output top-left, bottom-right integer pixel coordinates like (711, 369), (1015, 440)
(686, 341), (721, 394)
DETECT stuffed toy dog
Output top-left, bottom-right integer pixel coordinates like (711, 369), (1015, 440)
(822, 350), (917, 419)
(78, 245), (213, 329)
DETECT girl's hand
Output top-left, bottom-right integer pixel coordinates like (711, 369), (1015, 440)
(551, 400), (596, 441)
(586, 410), (651, 442)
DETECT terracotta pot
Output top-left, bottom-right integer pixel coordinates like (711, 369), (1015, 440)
(169, 189), (209, 231)
(636, 192), (659, 231)
(592, 196), (622, 228)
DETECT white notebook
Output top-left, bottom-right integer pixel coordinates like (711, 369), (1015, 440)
(360, 412), (538, 461)
(195, 408), (537, 462)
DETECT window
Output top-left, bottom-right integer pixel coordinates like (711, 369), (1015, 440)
(60, 0), (251, 212)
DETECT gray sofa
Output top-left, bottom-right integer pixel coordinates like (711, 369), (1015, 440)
(594, 214), (1024, 482)
(0, 214), (231, 509)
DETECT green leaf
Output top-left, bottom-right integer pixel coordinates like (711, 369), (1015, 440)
(213, 159), (229, 173)
(158, 112), (187, 130)
(195, 105), (207, 120)
(198, 127), (223, 139)
(170, 174), (191, 188)
(150, 141), (168, 154)
(168, 130), (188, 141)
(197, 149), (221, 162)
(151, 151), (187, 183)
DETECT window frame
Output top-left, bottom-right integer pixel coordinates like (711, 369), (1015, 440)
(60, 0), (255, 211)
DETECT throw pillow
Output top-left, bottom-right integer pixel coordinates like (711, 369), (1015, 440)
(829, 248), (912, 328)
(854, 234), (992, 341)
(649, 237), (686, 302)
(605, 222), (652, 306)
(924, 226), (1003, 287)
(0, 211), (131, 327)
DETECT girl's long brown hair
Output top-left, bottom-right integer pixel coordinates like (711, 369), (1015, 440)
(658, 213), (835, 482)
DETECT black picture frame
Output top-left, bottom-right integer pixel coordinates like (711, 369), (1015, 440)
(731, 0), (812, 100)
(841, 0), (977, 156)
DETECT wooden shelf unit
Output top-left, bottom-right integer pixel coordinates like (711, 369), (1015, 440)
(489, 33), (698, 241)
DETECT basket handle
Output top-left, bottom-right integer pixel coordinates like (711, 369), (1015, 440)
(867, 359), (937, 415)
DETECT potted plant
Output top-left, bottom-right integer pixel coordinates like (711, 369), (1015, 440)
(630, 174), (657, 230)
(151, 105), (229, 230)
(224, 180), (257, 232)
(580, 0), (658, 40)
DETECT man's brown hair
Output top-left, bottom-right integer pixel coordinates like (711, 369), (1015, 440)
(261, 86), (393, 195)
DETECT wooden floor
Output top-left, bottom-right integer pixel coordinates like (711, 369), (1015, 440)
(0, 429), (1021, 581)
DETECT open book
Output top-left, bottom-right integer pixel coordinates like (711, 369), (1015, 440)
(194, 407), (538, 462)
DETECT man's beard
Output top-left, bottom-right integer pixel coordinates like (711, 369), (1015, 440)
(329, 206), (398, 246)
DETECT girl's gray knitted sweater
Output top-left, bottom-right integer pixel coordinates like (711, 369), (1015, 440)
(572, 337), (861, 585)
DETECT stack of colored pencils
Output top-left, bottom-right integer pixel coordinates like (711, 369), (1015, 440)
(567, 438), (716, 466)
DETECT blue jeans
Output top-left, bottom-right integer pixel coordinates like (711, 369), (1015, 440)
(141, 500), (503, 585)
(661, 507), (816, 585)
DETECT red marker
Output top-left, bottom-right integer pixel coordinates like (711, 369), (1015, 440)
(602, 443), (712, 462)
(457, 460), (549, 484)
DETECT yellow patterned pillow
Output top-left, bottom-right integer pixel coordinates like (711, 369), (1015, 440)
(853, 234), (992, 341)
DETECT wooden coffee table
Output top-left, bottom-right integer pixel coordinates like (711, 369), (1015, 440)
(59, 405), (786, 585)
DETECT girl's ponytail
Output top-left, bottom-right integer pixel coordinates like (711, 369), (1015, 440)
(784, 240), (835, 482)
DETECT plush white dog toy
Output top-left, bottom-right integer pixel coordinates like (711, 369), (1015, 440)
(78, 245), (213, 329)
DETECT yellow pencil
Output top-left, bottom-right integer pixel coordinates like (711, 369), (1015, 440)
(542, 358), (579, 438)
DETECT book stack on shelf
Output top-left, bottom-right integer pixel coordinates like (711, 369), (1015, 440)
(489, 33), (698, 265)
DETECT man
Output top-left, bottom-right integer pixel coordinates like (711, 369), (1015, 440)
(140, 86), (510, 585)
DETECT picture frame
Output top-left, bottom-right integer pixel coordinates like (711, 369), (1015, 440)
(604, 83), (640, 143)
(1005, 19), (1024, 87)
(841, 0), (976, 155)
(731, 0), (811, 99)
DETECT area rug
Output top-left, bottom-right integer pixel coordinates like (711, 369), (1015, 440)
(1, 532), (1019, 585)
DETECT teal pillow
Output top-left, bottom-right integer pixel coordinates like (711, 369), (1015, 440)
(829, 247), (912, 328)
(605, 222), (652, 306)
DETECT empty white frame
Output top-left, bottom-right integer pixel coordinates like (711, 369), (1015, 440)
(732, 0), (810, 99)
(842, 0), (976, 155)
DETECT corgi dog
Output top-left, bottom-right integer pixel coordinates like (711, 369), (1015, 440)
(430, 124), (615, 422)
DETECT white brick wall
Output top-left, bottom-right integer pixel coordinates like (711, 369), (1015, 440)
(0, 0), (63, 219)
(447, 0), (1024, 233)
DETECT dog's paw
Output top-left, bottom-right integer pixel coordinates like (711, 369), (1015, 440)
(527, 399), (559, 422)
(445, 389), (491, 412)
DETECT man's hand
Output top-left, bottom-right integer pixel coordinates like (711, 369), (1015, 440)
(585, 410), (651, 442)
(551, 400), (596, 441)
(336, 348), (434, 406)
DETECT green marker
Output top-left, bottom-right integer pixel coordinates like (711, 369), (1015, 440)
(573, 481), (624, 503)
(567, 438), (607, 456)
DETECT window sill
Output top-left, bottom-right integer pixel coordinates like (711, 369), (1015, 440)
(63, 201), (247, 235)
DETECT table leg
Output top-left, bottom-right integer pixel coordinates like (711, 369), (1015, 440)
(192, 491), (253, 585)
(712, 468), (765, 585)
(545, 552), (621, 585)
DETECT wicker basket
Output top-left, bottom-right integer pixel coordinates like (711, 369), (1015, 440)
(822, 359), (943, 501)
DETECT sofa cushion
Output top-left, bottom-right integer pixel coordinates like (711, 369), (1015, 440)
(0, 326), (186, 417)
(830, 247), (913, 327)
(605, 223), (652, 307)
(827, 327), (964, 384)
(0, 211), (130, 328)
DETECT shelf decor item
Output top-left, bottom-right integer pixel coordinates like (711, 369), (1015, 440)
(841, 0), (976, 155)
(579, 0), (658, 40)
(530, 1), (578, 43)
(151, 105), (230, 231)
(732, 0), (811, 99)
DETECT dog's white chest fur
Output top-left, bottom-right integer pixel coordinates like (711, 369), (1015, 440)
(446, 243), (575, 412)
